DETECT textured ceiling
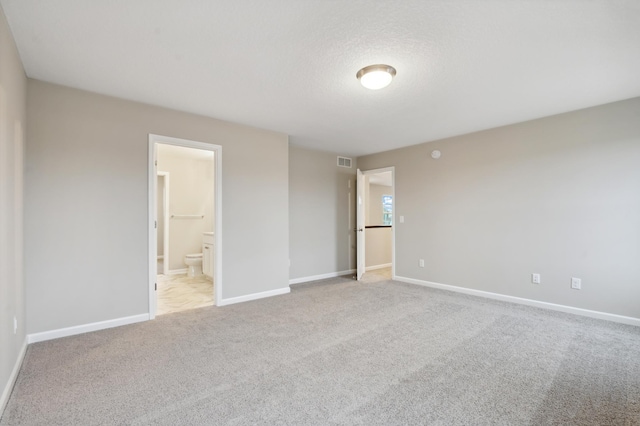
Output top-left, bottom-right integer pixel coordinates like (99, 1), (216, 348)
(2, 1), (640, 156)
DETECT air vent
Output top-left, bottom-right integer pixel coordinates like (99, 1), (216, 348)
(337, 156), (352, 168)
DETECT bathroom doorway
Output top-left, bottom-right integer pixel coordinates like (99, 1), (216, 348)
(148, 134), (222, 319)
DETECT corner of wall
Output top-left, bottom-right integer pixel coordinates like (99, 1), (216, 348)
(0, 3), (28, 417)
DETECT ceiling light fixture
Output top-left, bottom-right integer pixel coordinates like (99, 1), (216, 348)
(356, 64), (397, 90)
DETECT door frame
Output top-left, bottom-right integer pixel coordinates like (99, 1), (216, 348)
(156, 171), (170, 276)
(148, 134), (223, 319)
(356, 169), (365, 280)
(358, 166), (396, 280)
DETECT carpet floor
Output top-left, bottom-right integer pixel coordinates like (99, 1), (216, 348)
(2, 277), (640, 425)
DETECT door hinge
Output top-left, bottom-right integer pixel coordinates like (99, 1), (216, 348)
(155, 221), (157, 229)
(155, 160), (157, 166)
(155, 283), (157, 291)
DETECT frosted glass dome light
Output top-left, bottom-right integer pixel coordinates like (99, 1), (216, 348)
(356, 64), (397, 90)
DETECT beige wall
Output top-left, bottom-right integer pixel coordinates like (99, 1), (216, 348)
(367, 183), (391, 226)
(289, 146), (356, 280)
(365, 183), (392, 268)
(0, 5), (27, 412)
(157, 145), (214, 271)
(358, 97), (640, 319)
(25, 80), (289, 334)
(365, 228), (392, 268)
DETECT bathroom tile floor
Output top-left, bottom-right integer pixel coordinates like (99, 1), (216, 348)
(156, 274), (214, 316)
(360, 266), (392, 283)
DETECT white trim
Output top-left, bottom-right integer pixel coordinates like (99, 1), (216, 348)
(356, 169), (365, 280)
(289, 269), (356, 285)
(166, 268), (188, 276)
(27, 314), (150, 344)
(148, 134), (223, 320)
(1, 337), (27, 416)
(218, 287), (290, 306)
(365, 263), (392, 271)
(148, 137), (157, 318)
(394, 276), (640, 327)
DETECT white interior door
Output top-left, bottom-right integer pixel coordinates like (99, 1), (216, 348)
(157, 172), (170, 276)
(356, 169), (365, 280)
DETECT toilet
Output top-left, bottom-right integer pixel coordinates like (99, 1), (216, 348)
(184, 253), (203, 277)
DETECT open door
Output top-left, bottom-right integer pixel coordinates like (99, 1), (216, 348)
(356, 169), (365, 280)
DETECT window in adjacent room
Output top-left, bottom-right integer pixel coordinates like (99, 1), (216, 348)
(382, 195), (393, 225)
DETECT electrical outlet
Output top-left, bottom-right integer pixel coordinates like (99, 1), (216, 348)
(419, 259), (425, 268)
(13, 316), (17, 334)
(400, 216), (405, 223)
(531, 273), (540, 284)
(571, 277), (582, 290)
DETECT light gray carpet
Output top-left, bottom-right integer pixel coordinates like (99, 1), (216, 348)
(2, 277), (640, 425)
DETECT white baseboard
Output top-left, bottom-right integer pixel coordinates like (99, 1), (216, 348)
(394, 276), (640, 327)
(365, 263), (392, 272)
(166, 268), (187, 275)
(27, 314), (150, 344)
(1, 337), (27, 416)
(218, 287), (290, 306)
(289, 269), (356, 285)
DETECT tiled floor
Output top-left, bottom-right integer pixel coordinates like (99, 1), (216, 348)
(157, 273), (214, 316)
(360, 266), (392, 283)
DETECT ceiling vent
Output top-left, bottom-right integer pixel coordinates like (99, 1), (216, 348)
(337, 156), (352, 168)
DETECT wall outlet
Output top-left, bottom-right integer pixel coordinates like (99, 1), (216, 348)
(419, 259), (425, 268)
(400, 215), (405, 223)
(13, 316), (17, 334)
(571, 277), (582, 290)
(532, 273), (540, 284)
